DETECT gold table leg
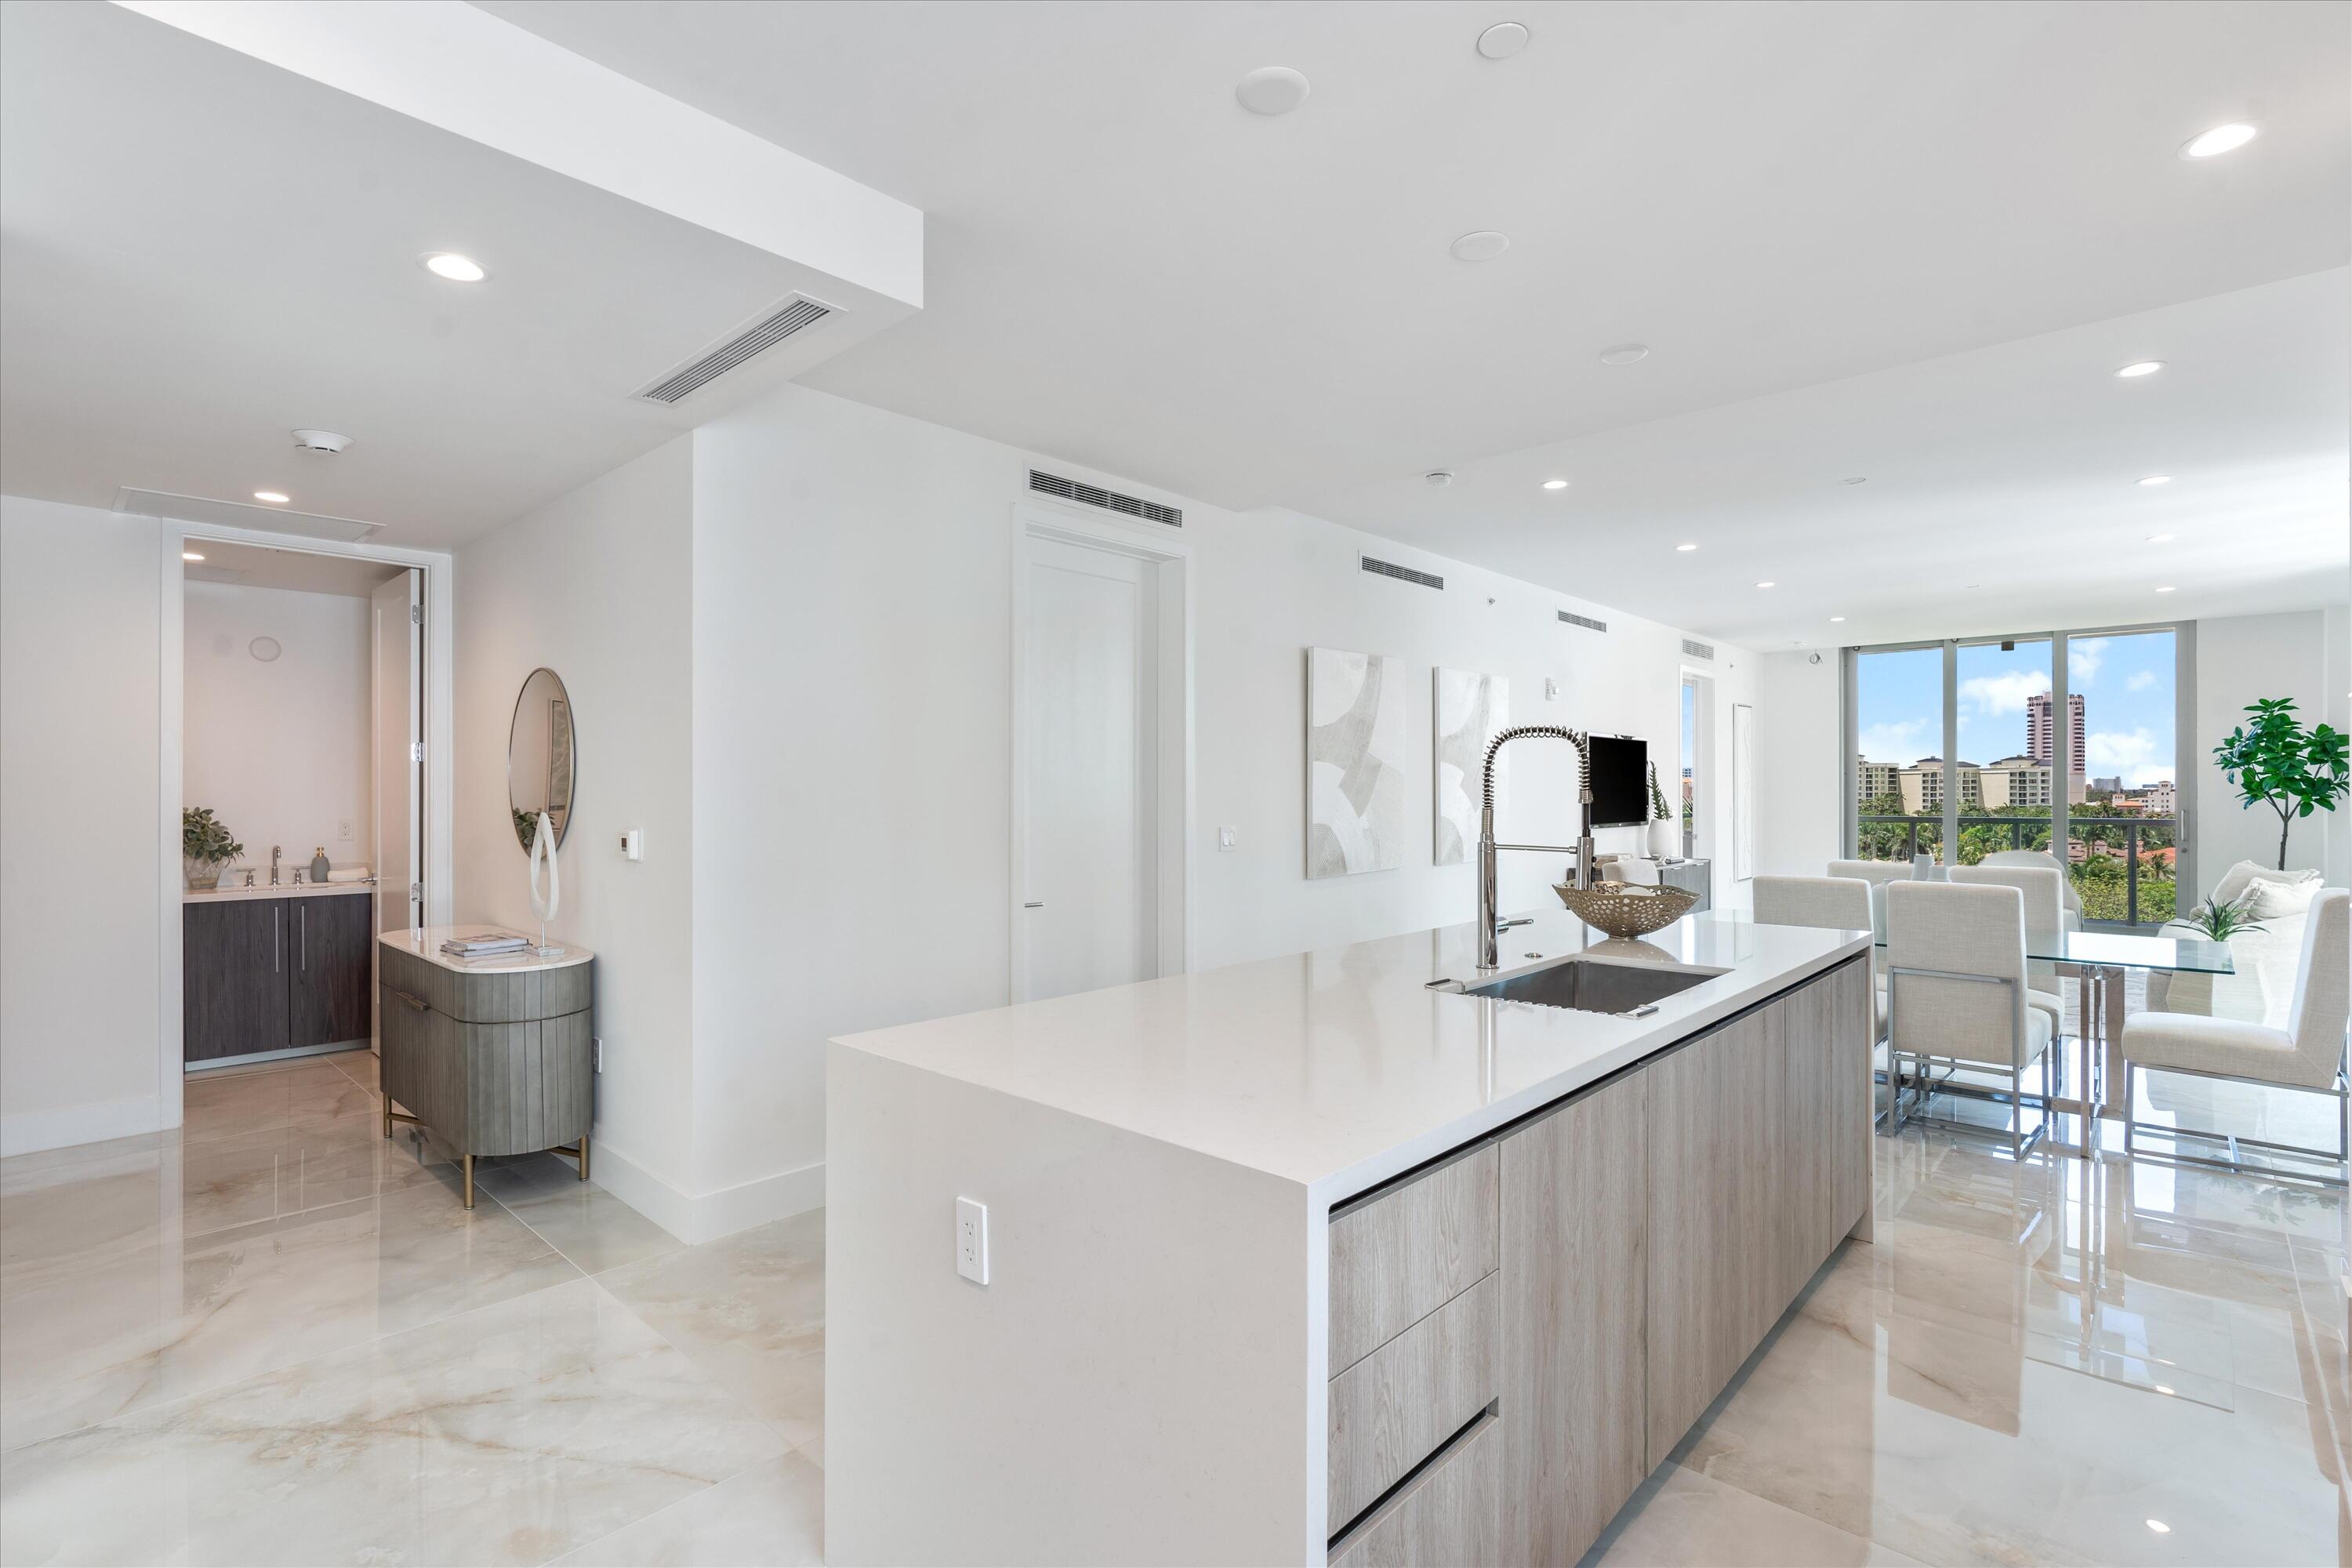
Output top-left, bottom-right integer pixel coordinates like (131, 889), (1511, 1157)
(463, 1153), (474, 1210)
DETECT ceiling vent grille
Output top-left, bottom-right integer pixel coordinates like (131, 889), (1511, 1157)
(637, 296), (833, 405)
(1559, 610), (1608, 633)
(1361, 554), (1443, 590)
(1027, 470), (1182, 526)
(1682, 637), (1715, 661)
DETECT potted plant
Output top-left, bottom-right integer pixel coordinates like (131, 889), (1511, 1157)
(2211, 698), (2350, 870)
(1646, 763), (1677, 859)
(182, 806), (243, 891)
(2174, 893), (2267, 945)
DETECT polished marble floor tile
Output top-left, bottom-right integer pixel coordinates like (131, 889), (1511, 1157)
(549, 1450), (825, 1566)
(596, 1209), (826, 1448)
(1587, 1462), (1928, 1567)
(0, 1277), (786, 1567)
(473, 1152), (686, 1277)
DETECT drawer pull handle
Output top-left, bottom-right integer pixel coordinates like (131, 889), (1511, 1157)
(393, 989), (429, 1012)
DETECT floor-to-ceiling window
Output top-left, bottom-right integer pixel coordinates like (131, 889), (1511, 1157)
(1846, 625), (2183, 927)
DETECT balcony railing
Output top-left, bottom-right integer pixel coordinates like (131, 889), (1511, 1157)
(1854, 815), (2178, 929)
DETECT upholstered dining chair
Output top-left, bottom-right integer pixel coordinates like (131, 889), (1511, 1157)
(2120, 888), (2350, 1181)
(1977, 848), (2083, 929)
(1884, 879), (2057, 1152)
(1951, 864), (2068, 1045)
(1755, 876), (1882, 1038)
(1828, 858), (1911, 942)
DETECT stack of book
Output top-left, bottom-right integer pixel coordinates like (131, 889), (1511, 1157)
(441, 931), (528, 960)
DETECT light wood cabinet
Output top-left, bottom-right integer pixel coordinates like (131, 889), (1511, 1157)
(1327, 1145), (1497, 1373)
(1328, 1411), (1501, 1568)
(1327, 1272), (1498, 1526)
(1497, 1069), (1648, 1566)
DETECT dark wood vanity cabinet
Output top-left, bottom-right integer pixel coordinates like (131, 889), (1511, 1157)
(183, 891), (373, 1063)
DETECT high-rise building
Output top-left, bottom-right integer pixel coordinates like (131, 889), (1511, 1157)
(1898, 757), (1982, 813)
(1979, 755), (2054, 808)
(1856, 756), (1899, 803)
(2026, 692), (2085, 765)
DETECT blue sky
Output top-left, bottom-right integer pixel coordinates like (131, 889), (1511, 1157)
(1857, 632), (2176, 788)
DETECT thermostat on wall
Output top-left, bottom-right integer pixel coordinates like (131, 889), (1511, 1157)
(619, 829), (643, 862)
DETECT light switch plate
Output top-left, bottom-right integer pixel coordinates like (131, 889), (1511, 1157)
(1544, 677), (1559, 701)
(1218, 826), (1237, 851)
(619, 829), (644, 862)
(955, 1196), (989, 1284)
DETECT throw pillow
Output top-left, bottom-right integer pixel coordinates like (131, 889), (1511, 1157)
(2240, 867), (2323, 920)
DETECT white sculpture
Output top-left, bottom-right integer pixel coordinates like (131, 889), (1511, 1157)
(528, 809), (564, 956)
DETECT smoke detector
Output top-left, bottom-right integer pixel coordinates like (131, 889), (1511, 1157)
(291, 429), (353, 455)
(1425, 470), (1454, 488)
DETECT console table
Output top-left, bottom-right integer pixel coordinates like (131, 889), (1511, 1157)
(377, 926), (595, 1207)
(1654, 857), (1713, 912)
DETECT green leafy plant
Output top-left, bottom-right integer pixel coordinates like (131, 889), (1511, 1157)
(1647, 762), (1671, 823)
(513, 808), (542, 851)
(2212, 698), (2351, 870)
(181, 806), (242, 866)
(2175, 894), (2267, 944)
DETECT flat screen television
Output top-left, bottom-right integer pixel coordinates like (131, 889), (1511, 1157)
(1584, 735), (1650, 828)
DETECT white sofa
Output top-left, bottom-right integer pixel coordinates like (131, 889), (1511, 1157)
(2148, 861), (2330, 1029)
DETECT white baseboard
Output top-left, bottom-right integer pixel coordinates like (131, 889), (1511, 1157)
(587, 1137), (824, 1247)
(1, 1094), (164, 1159)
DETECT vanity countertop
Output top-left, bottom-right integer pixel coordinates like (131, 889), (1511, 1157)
(835, 908), (1867, 1203)
(383, 924), (595, 975)
(185, 880), (372, 903)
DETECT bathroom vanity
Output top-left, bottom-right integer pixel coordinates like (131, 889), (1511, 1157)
(826, 909), (1873, 1566)
(377, 927), (594, 1207)
(182, 883), (374, 1064)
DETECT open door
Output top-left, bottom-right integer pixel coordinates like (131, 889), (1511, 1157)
(371, 571), (423, 1048)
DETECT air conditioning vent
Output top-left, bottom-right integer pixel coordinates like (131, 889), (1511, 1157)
(1027, 470), (1182, 526)
(1559, 610), (1607, 633)
(1682, 638), (1715, 661)
(1362, 555), (1443, 590)
(637, 296), (834, 405)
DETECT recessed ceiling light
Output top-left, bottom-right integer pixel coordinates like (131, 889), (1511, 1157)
(1541, 477), (1570, 491)
(2155, 585), (2176, 593)
(1599, 343), (1650, 366)
(1425, 469), (1454, 488)
(182, 550), (205, 562)
(2137, 475), (2172, 487)
(252, 490), (289, 504)
(2115, 360), (2165, 378)
(1756, 580), (1776, 589)
(1451, 230), (1511, 262)
(1475, 21), (1530, 59)
(2180, 122), (2257, 159)
(2147, 533), (2175, 543)
(1842, 477), (1868, 486)
(1236, 66), (1311, 116)
(1830, 615), (1846, 622)
(1675, 543), (1698, 552)
(2146, 1521), (2172, 1535)
(422, 252), (487, 282)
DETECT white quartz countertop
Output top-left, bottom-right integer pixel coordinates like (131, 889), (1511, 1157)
(835, 909), (1869, 1203)
(185, 880), (372, 902)
(381, 924), (595, 974)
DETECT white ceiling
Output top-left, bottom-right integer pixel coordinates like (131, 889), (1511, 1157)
(0, 1), (889, 547)
(5, 0), (2345, 641)
(481, 0), (2351, 640)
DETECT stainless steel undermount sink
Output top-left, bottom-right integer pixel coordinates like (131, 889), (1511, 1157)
(1456, 955), (1727, 1017)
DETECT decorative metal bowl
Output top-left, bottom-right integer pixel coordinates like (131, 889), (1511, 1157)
(1552, 880), (1701, 938)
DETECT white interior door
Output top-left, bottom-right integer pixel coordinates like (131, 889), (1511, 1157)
(371, 571), (422, 957)
(1018, 537), (1158, 1002)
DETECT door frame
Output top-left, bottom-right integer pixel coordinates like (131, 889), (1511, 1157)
(158, 521), (455, 1128)
(1008, 500), (1192, 1003)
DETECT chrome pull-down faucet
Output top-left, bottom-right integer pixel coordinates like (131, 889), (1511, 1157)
(1475, 726), (1595, 973)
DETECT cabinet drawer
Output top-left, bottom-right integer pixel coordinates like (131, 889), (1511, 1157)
(1329, 1144), (1497, 1371)
(1329, 1410), (1501, 1568)
(1328, 1271), (1497, 1529)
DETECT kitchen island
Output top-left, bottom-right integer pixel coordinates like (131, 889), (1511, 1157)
(826, 909), (1874, 1566)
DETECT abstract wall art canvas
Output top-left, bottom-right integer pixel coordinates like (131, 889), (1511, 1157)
(1307, 647), (1409, 878)
(1433, 668), (1508, 866)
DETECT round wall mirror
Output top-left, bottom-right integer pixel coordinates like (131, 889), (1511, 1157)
(508, 667), (577, 851)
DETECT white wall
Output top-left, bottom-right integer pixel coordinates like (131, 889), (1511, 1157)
(682, 383), (1754, 1234)
(1751, 649), (1843, 878)
(183, 582), (372, 877)
(1, 496), (169, 1153)
(452, 436), (699, 1234)
(2195, 608), (2350, 886)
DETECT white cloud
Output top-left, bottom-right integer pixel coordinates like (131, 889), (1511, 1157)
(1959, 670), (2049, 717)
(2125, 670), (2158, 692)
(2069, 638), (2107, 686)
(1858, 719), (1929, 765)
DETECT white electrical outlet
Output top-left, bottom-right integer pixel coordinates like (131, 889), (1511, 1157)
(338, 818), (354, 840)
(955, 1196), (989, 1284)
(1544, 677), (1560, 701)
